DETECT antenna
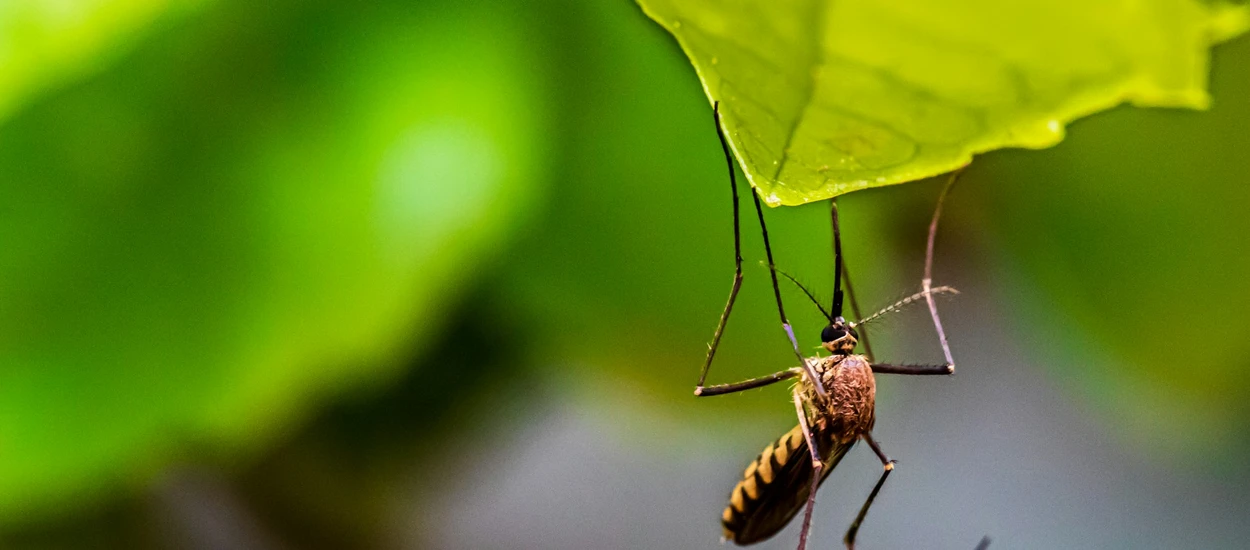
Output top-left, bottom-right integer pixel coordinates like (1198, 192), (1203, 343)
(771, 264), (833, 322)
(852, 286), (959, 327)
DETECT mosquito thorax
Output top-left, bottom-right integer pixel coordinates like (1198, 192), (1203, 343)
(820, 317), (858, 355)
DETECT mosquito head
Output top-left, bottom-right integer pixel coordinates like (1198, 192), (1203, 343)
(820, 316), (858, 355)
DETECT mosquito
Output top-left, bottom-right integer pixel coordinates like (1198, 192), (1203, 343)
(696, 102), (962, 550)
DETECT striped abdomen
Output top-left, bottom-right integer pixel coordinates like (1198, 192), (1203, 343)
(721, 424), (854, 545)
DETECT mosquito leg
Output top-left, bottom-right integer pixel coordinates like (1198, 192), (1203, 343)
(695, 368), (802, 396)
(695, 102), (745, 393)
(754, 191), (826, 397)
(842, 263), (874, 362)
(871, 363), (953, 376)
(834, 198), (875, 362)
(845, 433), (895, 550)
(923, 169), (963, 371)
(829, 199), (846, 318)
(792, 388), (823, 550)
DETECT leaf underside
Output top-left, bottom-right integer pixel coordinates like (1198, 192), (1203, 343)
(637, 0), (1249, 206)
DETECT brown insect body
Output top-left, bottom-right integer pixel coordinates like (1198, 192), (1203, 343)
(806, 354), (877, 446)
(722, 352), (877, 545)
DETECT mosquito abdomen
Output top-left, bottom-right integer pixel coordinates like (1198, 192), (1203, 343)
(721, 424), (852, 545)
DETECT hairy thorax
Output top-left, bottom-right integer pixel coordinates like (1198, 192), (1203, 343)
(803, 354), (876, 444)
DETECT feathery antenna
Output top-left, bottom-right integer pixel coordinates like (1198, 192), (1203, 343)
(852, 286), (959, 327)
(770, 264), (833, 322)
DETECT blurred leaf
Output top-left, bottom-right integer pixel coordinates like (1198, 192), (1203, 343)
(0, 0), (548, 524)
(0, 0), (210, 123)
(636, 0), (1250, 205)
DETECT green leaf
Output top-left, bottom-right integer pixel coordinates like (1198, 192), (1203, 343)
(636, 0), (1250, 206)
(0, 0), (211, 123)
(0, 1), (548, 523)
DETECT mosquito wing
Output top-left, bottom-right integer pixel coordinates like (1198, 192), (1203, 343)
(721, 423), (854, 545)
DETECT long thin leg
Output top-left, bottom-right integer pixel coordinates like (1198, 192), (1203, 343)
(842, 266), (874, 363)
(695, 367), (802, 396)
(836, 202), (875, 361)
(792, 389), (823, 550)
(695, 102), (745, 392)
(923, 169), (963, 372)
(754, 192), (826, 396)
(871, 363), (953, 375)
(830, 199), (846, 317)
(845, 433), (895, 550)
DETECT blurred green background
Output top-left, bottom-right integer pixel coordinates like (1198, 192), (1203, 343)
(1, 0), (1249, 548)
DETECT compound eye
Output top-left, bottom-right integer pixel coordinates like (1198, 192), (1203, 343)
(821, 324), (841, 343)
(849, 326), (859, 340)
